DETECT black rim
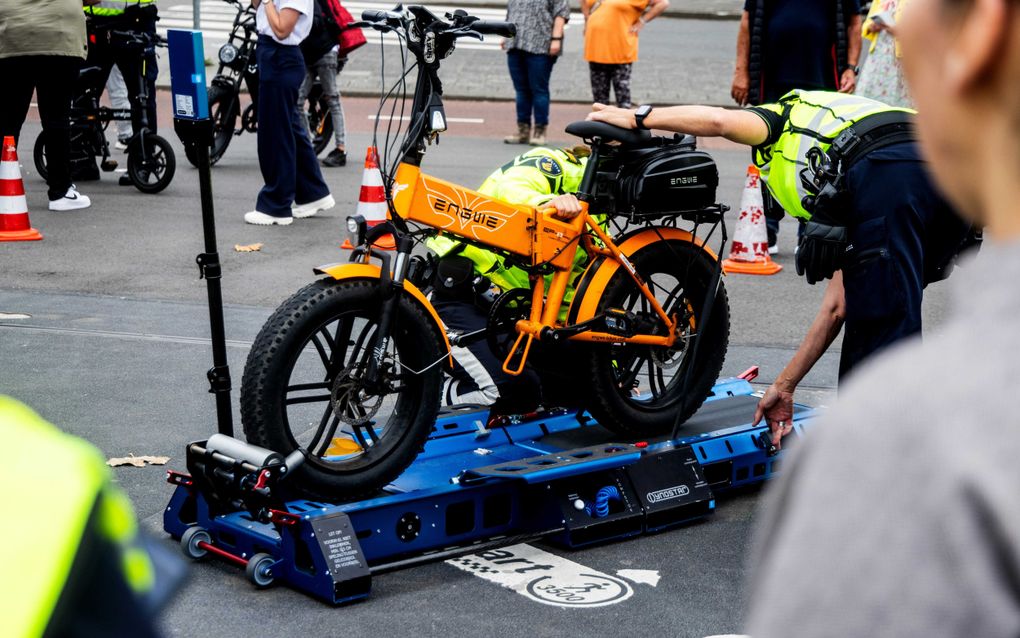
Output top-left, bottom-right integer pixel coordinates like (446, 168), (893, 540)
(278, 308), (417, 471)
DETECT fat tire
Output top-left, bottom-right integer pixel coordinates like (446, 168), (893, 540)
(585, 240), (729, 436)
(127, 134), (176, 194)
(184, 85), (238, 168)
(240, 278), (444, 501)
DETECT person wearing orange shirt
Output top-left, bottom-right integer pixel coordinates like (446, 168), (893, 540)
(581, 0), (668, 107)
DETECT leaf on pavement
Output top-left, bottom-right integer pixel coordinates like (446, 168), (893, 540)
(234, 243), (264, 253)
(107, 454), (171, 468)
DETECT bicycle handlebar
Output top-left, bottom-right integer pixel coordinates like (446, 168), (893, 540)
(361, 9), (403, 25)
(470, 20), (516, 38)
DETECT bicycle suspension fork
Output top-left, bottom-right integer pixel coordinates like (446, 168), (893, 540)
(363, 234), (416, 392)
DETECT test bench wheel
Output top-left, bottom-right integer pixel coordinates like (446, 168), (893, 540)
(180, 526), (212, 560)
(246, 553), (276, 588)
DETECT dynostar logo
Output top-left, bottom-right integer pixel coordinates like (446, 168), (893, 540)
(646, 484), (690, 504)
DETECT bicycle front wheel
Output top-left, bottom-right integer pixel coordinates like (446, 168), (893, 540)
(240, 278), (445, 501)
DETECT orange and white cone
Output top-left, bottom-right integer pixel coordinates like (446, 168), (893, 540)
(0, 136), (42, 242)
(722, 165), (780, 275)
(342, 146), (395, 250)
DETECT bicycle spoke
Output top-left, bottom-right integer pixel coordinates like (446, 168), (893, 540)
(306, 401), (336, 453)
(313, 413), (342, 457)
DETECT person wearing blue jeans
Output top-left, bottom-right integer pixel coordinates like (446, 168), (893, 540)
(245, 0), (334, 226)
(503, 0), (570, 146)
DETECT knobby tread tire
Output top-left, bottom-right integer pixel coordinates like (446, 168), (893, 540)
(240, 278), (444, 501)
(585, 241), (730, 436)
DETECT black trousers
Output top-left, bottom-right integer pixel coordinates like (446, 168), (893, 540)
(0, 55), (81, 200)
(838, 141), (971, 379)
(432, 297), (543, 415)
(255, 37), (329, 217)
(85, 19), (159, 136)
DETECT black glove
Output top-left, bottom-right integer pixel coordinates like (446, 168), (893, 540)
(796, 219), (848, 285)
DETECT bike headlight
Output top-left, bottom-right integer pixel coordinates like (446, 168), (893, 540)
(346, 215), (366, 247)
(218, 43), (239, 65)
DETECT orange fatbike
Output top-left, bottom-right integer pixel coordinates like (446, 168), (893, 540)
(239, 6), (731, 500)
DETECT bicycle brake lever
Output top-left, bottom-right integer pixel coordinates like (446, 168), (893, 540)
(459, 30), (483, 41)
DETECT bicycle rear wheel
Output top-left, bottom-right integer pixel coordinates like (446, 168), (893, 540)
(584, 240), (729, 436)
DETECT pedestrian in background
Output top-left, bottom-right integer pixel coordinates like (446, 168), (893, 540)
(298, 0), (349, 167)
(745, 0), (1020, 634)
(856, 0), (913, 108)
(582, 0), (669, 109)
(731, 0), (862, 254)
(107, 66), (134, 150)
(0, 0), (91, 211)
(245, 0), (334, 226)
(502, 0), (570, 146)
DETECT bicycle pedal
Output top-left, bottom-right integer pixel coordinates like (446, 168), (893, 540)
(100, 159), (119, 172)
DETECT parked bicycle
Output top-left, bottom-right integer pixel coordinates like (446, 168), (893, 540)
(185, 0), (334, 167)
(239, 6), (731, 501)
(34, 28), (176, 194)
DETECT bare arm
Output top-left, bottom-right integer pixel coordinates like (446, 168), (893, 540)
(550, 15), (567, 55)
(631, 0), (668, 33)
(253, 0), (302, 41)
(732, 11), (751, 106)
(587, 103), (770, 146)
(754, 273), (846, 448)
(840, 13), (863, 92)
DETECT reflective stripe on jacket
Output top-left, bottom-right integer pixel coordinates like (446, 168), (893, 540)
(84, 0), (155, 17)
(747, 90), (914, 220)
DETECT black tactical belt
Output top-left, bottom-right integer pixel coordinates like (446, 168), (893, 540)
(830, 110), (916, 168)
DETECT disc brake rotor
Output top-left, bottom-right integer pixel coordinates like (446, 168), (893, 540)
(330, 358), (384, 426)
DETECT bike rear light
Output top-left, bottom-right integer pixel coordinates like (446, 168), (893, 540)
(218, 43), (239, 65)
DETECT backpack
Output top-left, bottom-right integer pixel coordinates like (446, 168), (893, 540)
(321, 0), (367, 58)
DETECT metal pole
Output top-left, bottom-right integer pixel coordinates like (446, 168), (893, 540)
(193, 0), (201, 30)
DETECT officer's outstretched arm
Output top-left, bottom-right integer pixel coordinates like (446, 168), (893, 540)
(587, 103), (769, 147)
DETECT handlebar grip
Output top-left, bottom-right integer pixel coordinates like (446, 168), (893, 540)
(472, 20), (516, 38)
(361, 9), (401, 23)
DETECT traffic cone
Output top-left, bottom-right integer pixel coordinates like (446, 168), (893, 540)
(341, 146), (395, 250)
(0, 136), (42, 242)
(722, 165), (780, 275)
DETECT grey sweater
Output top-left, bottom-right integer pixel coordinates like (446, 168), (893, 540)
(746, 241), (1020, 637)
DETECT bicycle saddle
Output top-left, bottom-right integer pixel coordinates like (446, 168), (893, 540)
(565, 120), (652, 146)
(78, 66), (104, 80)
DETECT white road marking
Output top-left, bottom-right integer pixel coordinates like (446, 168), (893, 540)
(446, 543), (636, 608)
(0, 313), (32, 320)
(616, 569), (661, 587)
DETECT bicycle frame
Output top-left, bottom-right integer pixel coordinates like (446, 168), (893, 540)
(387, 158), (679, 375)
(347, 6), (713, 378)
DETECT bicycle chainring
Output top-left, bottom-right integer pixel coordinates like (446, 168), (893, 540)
(486, 288), (532, 362)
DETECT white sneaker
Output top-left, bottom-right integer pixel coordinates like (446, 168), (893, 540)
(115, 138), (130, 152)
(244, 211), (293, 226)
(48, 186), (91, 211)
(292, 194), (335, 218)
(768, 243), (779, 256)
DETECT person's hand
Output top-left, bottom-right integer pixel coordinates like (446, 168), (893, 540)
(549, 39), (562, 55)
(753, 383), (795, 450)
(547, 193), (583, 220)
(629, 18), (646, 34)
(731, 69), (750, 106)
(839, 68), (858, 93)
(501, 38), (508, 50)
(587, 103), (637, 129)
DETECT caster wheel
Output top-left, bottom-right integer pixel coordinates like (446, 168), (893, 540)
(246, 553), (276, 588)
(180, 526), (212, 560)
